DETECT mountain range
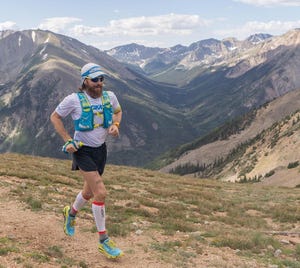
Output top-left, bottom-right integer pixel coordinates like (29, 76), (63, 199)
(107, 29), (300, 135)
(106, 33), (273, 80)
(1, 28), (300, 171)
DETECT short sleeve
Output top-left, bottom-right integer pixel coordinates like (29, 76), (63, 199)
(55, 93), (79, 118)
(107, 91), (121, 113)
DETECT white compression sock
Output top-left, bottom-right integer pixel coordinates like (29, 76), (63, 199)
(71, 191), (88, 215)
(92, 201), (106, 235)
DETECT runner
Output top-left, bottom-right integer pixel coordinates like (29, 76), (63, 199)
(50, 62), (123, 258)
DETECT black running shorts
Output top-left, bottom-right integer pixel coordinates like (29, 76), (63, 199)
(72, 143), (107, 175)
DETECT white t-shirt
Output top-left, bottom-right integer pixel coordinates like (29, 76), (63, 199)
(55, 91), (121, 147)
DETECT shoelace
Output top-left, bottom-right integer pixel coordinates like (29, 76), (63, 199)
(104, 240), (116, 249)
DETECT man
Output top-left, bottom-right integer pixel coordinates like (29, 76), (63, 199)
(50, 62), (123, 258)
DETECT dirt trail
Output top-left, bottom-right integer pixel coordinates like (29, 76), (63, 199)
(0, 188), (163, 267)
(0, 181), (265, 268)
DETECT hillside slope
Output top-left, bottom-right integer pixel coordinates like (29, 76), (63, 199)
(1, 153), (300, 267)
(218, 108), (300, 184)
(159, 88), (300, 185)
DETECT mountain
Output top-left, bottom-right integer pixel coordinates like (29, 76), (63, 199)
(157, 87), (300, 186)
(106, 33), (272, 81)
(0, 30), (14, 40)
(108, 32), (300, 138)
(166, 29), (300, 136)
(0, 29), (195, 166)
(105, 43), (162, 71)
(106, 43), (190, 76)
(246, 33), (273, 44)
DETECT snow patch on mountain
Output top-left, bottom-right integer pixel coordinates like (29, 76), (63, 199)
(31, 30), (36, 42)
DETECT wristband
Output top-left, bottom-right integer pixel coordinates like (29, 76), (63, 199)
(62, 139), (83, 153)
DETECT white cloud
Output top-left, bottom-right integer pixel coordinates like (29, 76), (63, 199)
(0, 21), (18, 31)
(234, 0), (300, 6)
(1, 14), (211, 49)
(38, 17), (82, 33)
(70, 14), (209, 37)
(215, 20), (300, 39)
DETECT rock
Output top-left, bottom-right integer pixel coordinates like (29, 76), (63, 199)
(135, 229), (143, 235)
(274, 249), (282, 257)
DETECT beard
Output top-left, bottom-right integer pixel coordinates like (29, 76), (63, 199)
(85, 84), (103, 98)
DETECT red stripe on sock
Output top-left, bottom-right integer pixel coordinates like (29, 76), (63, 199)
(98, 231), (106, 235)
(92, 201), (105, 206)
(72, 206), (78, 213)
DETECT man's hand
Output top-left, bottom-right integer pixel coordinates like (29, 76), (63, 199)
(65, 143), (78, 153)
(62, 140), (83, 153)
(108, 124), (119, 137)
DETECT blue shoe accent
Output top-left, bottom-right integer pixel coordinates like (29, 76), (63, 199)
(98, 238), (123, 258)
(63, 205), (75, 236)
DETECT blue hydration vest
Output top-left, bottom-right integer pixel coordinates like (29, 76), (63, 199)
(74, 91), (113, 131)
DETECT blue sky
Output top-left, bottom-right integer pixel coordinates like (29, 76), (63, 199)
(1, 0), (300, 50)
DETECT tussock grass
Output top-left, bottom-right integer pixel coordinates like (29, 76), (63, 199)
(0, 236), (19, 256)
(1, 153), (300, 267)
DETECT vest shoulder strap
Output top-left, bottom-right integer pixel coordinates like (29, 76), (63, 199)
(101, 91), (113, 128)
(77, 92), (91, 112)
(102, 91), (111, 106)
(74, 92), (94, 131)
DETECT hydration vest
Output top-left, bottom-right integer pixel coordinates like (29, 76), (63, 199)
(74, 91), (113, 131)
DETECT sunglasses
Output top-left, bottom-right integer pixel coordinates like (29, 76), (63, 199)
(88, 75), (104, 83)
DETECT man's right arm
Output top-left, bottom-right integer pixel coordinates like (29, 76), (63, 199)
(50, 111), (72, 143)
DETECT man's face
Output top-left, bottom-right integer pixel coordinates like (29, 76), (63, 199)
(84, 76), (104, 97)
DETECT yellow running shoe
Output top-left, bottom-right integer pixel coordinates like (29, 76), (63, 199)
(63, 205), (75, 236)
(98, 238), (124, 258)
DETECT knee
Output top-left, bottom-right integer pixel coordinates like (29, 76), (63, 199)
(82, 192), (93, 200)
(94, 188), (107, 202)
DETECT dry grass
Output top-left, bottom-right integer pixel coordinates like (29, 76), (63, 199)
(1, 153), (300, 267)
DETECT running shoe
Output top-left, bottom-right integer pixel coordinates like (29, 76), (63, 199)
(63, 205), (75, 236)
(98, 238), (124, 258)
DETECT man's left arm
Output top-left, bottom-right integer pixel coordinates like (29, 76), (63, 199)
(108, 109), (122, 137)
(113, 109), (122, 125)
